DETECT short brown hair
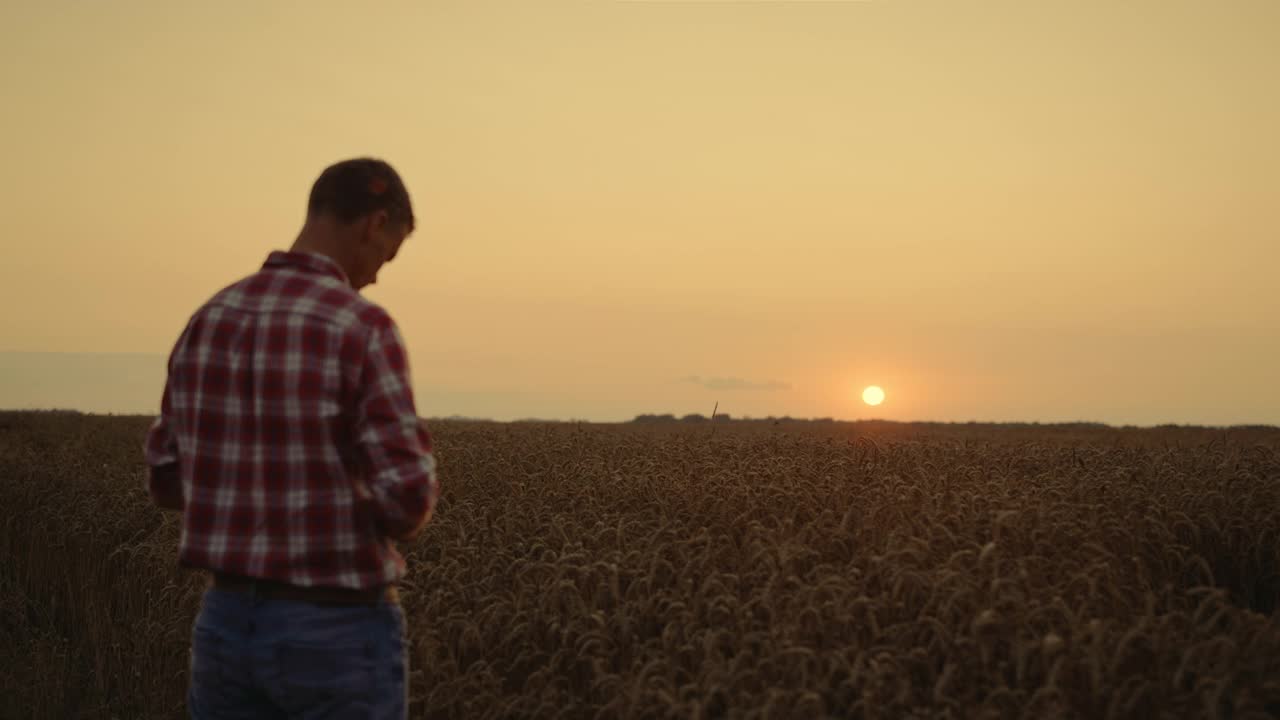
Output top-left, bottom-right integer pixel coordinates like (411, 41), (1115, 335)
(307, 158), (415, 232)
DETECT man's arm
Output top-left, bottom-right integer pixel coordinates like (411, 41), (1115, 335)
(354, 319), (439, 542)
(143, 366), (184, 513)
(148, 462), (184, 511)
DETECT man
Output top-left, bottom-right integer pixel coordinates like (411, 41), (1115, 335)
(143, 158), (439, 719)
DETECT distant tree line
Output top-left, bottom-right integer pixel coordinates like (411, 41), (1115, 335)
(631, 413), (837, 424)
(631, 413), (732, 423)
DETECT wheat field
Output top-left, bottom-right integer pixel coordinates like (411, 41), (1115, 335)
(1, 411), (1278, 719)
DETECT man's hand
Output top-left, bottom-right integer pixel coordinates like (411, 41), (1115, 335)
(148, 462), (184, 512)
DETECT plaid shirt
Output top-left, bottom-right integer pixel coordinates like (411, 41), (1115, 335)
(144, 251), (438, 590)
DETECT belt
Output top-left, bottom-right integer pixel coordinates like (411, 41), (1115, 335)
(211, 572), (397, 607)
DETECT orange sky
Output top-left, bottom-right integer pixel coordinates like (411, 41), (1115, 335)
(1, 1), (1277, 424)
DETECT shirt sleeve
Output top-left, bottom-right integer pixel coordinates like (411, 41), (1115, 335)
(354, 319), (439, 541)
(143, 346), (184, 509)
(144, 362), (180, 468)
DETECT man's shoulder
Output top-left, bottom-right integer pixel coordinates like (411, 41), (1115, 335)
(195, 268), (395, 335)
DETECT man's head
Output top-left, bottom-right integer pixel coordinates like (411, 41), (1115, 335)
(297, 158), (415, 290)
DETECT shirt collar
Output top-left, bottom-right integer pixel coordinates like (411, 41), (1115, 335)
(263, 250), (350, 286)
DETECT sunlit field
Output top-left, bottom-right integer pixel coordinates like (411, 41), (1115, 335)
(2, 411), (1278, 719)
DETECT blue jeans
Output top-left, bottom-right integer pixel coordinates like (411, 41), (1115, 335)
(188, 587), (408, 719)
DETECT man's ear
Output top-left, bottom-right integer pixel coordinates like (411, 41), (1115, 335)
(359, 211), (387, 244)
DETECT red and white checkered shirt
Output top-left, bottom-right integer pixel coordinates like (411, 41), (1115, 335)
(144, 250), (438, 590)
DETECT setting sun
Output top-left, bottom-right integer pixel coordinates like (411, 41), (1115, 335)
(862, 386), (885, 406)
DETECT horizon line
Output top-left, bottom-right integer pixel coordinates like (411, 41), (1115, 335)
(1, 407), (1275, 431)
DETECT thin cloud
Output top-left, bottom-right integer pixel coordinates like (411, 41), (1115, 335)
(682, 375), (791, 392)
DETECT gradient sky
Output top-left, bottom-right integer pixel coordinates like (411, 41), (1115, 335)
(1, 1), (1277, 424)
